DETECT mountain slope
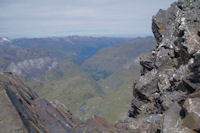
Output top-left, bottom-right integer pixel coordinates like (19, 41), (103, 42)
(77, 69), (140, 123)
(3, 36), (131, 64)
(82, 36), (155, 80)
(0, 36), (143, 123)
(0, 45), (48, 72)
(0, 72), (129, 133)
(0, 36), (131, 82)
(28, 61), (103, 115)
(0, 36), (156, 123)
(123, 0), (200, 132)
(0, 0), (200, 132)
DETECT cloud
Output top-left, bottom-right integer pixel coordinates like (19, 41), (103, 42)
(0, 0), (176, 38)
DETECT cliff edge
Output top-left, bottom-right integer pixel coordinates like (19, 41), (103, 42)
(0, 0), (200, 133)
(125, 0), (200, 132)
(0, 72), (128, 133)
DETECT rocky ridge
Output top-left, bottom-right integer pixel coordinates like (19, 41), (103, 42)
(0, 0), (200, 133)
(125, 0), (200, 132)
(0, 72), (128, 133)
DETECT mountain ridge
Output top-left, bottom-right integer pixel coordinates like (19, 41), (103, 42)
(124, 0), (200, 132)
(1, 0), (200, 132)
(0, 72), (129, 132)
(0, 36), (155, 123)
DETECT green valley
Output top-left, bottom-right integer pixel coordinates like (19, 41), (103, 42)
(0, 36), (155, 123)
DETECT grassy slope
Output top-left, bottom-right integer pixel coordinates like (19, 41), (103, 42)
(1, 36), (155, 124)
(82, 37), (155, 80)
(76, 69), (140, 123)
(35, 75), (101, 113)
(30, 62), (140, 123)
(29, 61), (103, 114)
(27, 37), (154, 123)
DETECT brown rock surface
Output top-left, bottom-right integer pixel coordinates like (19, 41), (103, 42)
(0, 79), (27, 133)
(0, 72), (128, 133)
(0, 0), (200, 133)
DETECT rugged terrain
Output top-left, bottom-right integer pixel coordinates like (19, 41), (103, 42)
(0, 72), (129, 133)
(122, 0), (200, 132)
(82, 37), (155, 80)
(0, 0), (199, 132)
(0, 36), (130, 81)
(0, 36), (155, 123)
(32, 37), (154, 122)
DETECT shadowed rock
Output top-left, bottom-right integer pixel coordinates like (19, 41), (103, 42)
(126, 0), (200, 132)
(0, 0), (200, 132)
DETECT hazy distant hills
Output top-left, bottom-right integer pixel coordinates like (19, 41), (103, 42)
(3, 36), (131, 64)
(0, 36), (156, 123)
(0, 44), (48, 73)
(0, 36), (130, 81)
(82, 36), (155, 80)
(0, 37), (11, 44)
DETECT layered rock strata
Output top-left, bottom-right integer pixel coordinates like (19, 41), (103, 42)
(0, 72), (128, 133)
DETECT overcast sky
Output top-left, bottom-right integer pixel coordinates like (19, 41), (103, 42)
(0, 0), (176, 38)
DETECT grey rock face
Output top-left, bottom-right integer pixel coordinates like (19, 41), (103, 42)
(6, 57), (58, 81)
(183, 98), (200, 131)
(1, 0), (200, 132)
(127, 0), (200, 132)
(0, 80), (27, 133)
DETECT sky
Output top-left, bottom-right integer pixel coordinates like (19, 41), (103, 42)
(0, 0), (176, 38)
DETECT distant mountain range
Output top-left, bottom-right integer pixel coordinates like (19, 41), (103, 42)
(0, 36), (130, 81)
(2, 36), (131, 64)
(82, 36), (156, 80)
(0, 35), (155, 123)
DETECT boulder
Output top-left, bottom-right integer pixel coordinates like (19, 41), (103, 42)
(128, 0), (200, 132)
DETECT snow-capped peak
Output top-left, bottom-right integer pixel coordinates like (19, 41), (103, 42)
(0, 37), (11, 43)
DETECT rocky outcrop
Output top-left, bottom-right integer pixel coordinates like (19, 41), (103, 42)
(6, 57), (58, 81)
(0, 72), (77, 132)
(0, 72), (129, 133)
(1, 0), (200, 132)
(126, 0), (200, 132)
(0, 74), (27, 133)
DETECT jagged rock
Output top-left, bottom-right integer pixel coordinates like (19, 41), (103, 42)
(77, 115), (130, 133)
(187, 52), (200, 88)
(1, 0), (200, 132)
(139, 54), (154, 75)
(0, 79), (27, 133)
(183, 98), (200, 131)
(0, 72), (129, 133)
(116, 114), (164, 133)
(0, 72), (76, 132)
(162, 103), (182, 133)
(128, 0), (200, 132)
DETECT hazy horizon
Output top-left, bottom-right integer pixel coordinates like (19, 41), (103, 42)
(0, 0), (175, 38)
(1, 34), (153, 40)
